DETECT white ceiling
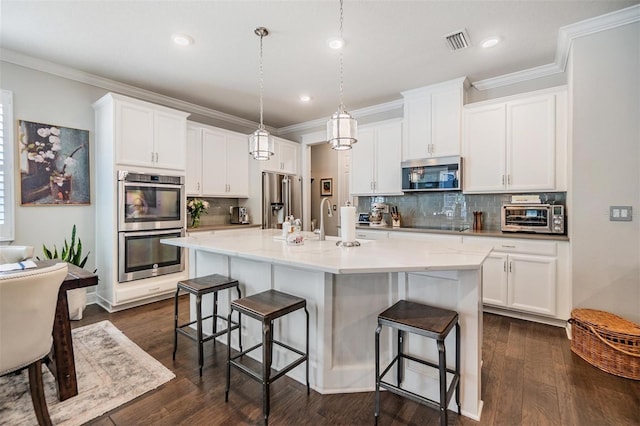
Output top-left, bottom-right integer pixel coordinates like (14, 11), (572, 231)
(1, 1), (637, 129)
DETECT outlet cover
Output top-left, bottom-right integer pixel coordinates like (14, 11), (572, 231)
(610, 206), (633, 221)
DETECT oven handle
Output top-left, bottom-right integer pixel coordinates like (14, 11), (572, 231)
(119, 228), (185, 238)
(120, 181), (184, 190)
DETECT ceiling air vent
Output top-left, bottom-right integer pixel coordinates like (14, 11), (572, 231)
(444, 29), (471, 51)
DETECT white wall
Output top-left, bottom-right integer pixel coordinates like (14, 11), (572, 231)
(569, 22), (640, 322)
(0, 62), (103, 272)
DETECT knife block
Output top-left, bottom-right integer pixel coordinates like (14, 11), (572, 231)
(392, 214), (401, 228)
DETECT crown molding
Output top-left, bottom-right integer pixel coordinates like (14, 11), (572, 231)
(472, 4), (640, 91)
(0, 48), (269, 132)
(276, 98), (403, 136)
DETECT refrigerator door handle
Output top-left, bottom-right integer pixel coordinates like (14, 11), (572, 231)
(282, 176), (291, 218)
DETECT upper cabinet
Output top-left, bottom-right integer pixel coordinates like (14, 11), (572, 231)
(260, 137), (299, 175)
(93, 93), (190, 171)
(462, 87), (567, 193)
(186, 122), (249, 197)
(401, 77), (468, 161)
(350, 119), (403, 196)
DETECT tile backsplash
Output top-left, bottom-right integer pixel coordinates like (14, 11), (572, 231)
(356, 192), (566, 231)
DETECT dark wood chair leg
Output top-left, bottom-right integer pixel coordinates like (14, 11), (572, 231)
(28, 359), (52, 426)
(173, 286), (180, 360)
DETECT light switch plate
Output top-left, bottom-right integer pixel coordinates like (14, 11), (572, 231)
(610, 206), (633, 221)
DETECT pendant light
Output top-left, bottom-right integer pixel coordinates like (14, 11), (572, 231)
(249, 27), (274, 160)
(327, 0), (357, 150)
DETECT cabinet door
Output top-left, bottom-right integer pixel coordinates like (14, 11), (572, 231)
(154, 110), (186, 170)
(350, 127), (376, 195)
(403, 97), (431, 160)
(260, 138), (282, 173)
(201, 129), (227, 195)
(374, 121), (402, 194)
(115, 100), (154, 167)
(185, 126), (202, 195)
(482, 253), (509, 307)
(508, 254), (557, 316)
(225, 133), (250, 197)
(431, 87), (462, 157)
(279, 141), (298, 175)
(507, 95), (556, 191)
(462, 104), (506, 192)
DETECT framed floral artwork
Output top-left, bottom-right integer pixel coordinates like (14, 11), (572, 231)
(18, 120), (90, 205)
(320, 178), (332, 196)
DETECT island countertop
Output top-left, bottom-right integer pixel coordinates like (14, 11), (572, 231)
(162, 228), (493, 275)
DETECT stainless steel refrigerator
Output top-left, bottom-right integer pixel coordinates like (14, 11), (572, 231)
(262, 172), (302, 229)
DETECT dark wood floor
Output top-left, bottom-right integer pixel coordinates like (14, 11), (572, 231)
(73, 297), (640, 425)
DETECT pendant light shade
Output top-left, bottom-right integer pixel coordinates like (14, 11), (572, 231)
(327, 109), (357, 150)
(327, 0), (357, 150)
(249, 27), (274, 161)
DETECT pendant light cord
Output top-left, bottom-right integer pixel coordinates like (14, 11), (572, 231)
(259, 30), (265, 130)
(338, 0), (345, 112)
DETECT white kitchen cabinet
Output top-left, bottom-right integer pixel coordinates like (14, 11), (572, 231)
(111, 94), (189, 171)
(350, 119), (403, 196)
(401, 77), (468, 161)
(465, 236), (559, 317)
(186, 123), (249, 197)
(463, 87), (567, 193)
(260, 137), (299, 175)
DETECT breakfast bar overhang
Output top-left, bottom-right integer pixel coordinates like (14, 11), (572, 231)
(162, 229), (492, 420)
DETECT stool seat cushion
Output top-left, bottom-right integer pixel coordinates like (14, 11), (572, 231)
(232, 289), (306, 321)
(178, 274), (239, 295)
(379, 300), (458, 337)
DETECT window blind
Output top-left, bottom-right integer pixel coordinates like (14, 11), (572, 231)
(0, 90), (15, 241)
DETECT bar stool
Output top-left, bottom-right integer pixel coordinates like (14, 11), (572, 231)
(374, 300), (460, 426)
(173, 274), (242, 376)
(225, 289), (309, 425)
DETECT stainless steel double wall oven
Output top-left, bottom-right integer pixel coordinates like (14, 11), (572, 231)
(117, 171), (185, 282)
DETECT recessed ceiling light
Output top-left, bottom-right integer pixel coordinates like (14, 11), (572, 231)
(299, 94), (311, 102)
(481, 37), (500, 49)
(172, 33), (194, 46)
(327, 37), (344, 50)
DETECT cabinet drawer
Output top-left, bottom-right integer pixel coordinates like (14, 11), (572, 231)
(464, 236), (557, 256)
(116, 279), (176, 304)
(355, 230), (389, 240)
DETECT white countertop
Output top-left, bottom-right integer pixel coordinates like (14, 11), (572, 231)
(162, 229), (493, 275)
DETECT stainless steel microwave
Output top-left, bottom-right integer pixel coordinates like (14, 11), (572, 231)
(401, 156), (462, 192)
(501, 204), (565, 234)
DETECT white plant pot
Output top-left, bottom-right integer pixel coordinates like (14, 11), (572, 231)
(67, 287), (87, 320)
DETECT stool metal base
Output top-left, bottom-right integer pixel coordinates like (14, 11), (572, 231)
(173, 275), (242, 377)
(225, 290), (310, 426)
(374, 301), (460, 426)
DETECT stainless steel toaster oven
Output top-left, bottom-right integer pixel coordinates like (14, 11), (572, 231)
(501, 204), (565, 234)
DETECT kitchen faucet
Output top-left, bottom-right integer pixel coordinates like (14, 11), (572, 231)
(318, 197), (333, 241)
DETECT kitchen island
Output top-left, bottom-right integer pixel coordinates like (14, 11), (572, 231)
(162, 229), (492, 420)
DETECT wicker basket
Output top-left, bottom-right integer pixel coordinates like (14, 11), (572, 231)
(569, 308), (640, 380)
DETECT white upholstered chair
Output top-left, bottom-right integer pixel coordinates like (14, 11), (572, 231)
(0, 262), (68, 426)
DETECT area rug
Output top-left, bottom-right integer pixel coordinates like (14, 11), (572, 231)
(0, 320), (175, 425)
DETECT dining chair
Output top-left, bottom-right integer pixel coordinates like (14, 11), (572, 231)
(0, 262), (69, 426)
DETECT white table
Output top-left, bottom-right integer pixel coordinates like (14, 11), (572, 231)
(163, 229), (492, 420)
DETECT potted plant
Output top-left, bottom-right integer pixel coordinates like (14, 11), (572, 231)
(39, 224), (92, 319)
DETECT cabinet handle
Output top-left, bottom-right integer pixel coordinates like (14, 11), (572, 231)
(151, 152), (155, 162)
(148, 287), (160, 292)
(503, 261), (507, 272)
(507, 175), (512, 185)
(197, 182), (200, 191)
(501, 175), (505, 185)
(509, 262), (512, 273)
(501, 245), (516, 248)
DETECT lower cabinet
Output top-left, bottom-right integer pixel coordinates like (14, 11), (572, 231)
(465, 236), (561, 318)
(482, 251), (557, 316)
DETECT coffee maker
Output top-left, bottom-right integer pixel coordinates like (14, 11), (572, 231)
(230, 206), (250, 224)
